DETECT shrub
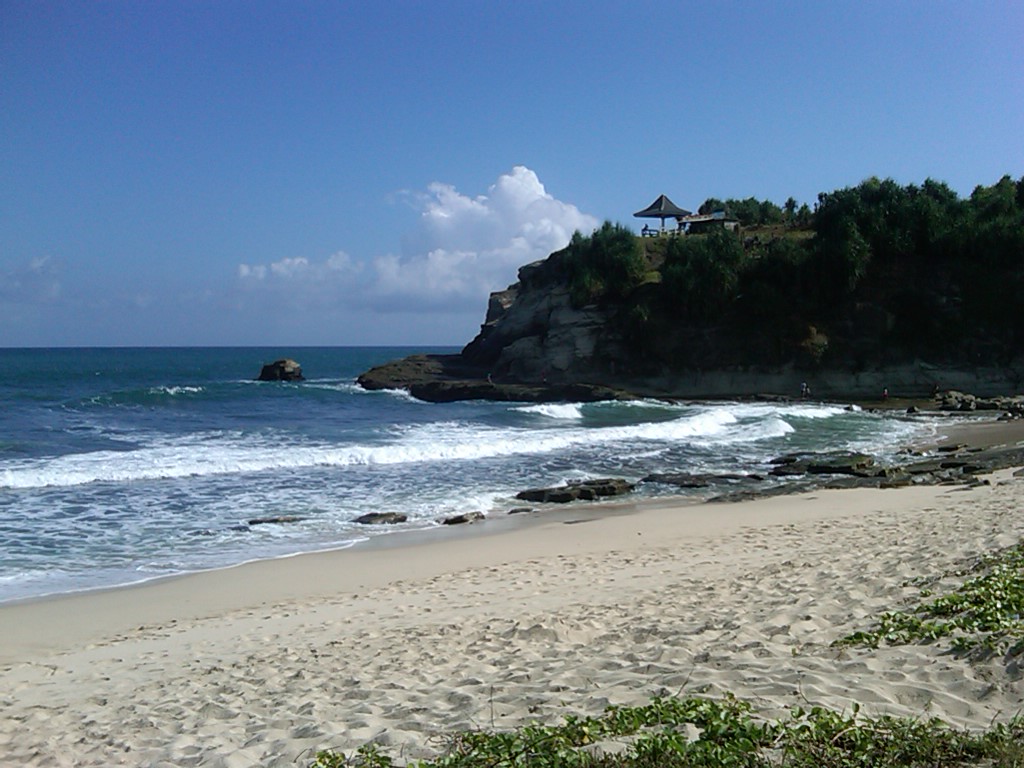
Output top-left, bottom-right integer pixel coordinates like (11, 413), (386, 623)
(661, 228), (744, 320)
(565, 222), (646, 307)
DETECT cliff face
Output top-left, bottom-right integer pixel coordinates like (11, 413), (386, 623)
(461, 261), (622, 383)
(362, 174), (1024, 401)
(360, 236), (1023, 401)
(357, 252), (638, 402)
(453, 249), (1024, 399)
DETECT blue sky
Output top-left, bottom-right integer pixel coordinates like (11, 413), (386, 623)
(2, 1), (1022, 347)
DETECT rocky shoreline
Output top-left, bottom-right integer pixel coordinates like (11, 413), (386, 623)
(355, 351), (1024, 519)
(436, 401), (1024, 524)
(243, 432), (1024, 530)
(353, 326), (1024, 521)
(504, 387), (1024, 518)
(498, 428), (1024, 515)
(357, 354), (1024, 412)
(359, 360), (1024, 406)
(194, 394), (1023, 539)
(356, 353), (635, 403)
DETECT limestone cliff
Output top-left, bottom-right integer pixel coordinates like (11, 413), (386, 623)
(359, 214), (1024, 402)
(460, 258), (624, 383)
(454, 249), (1023, 399)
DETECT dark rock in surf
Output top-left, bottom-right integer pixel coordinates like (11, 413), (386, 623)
(354, 512), (408, 525)
(769, 451), (875, 477)
(938, 391), (1024, 415)
(257, 359), (304, 381)
(515, 478), (635, 504)
(248, 515), (305, 526)
(441, 511), (485, 525)
(355, 353), (635, 403)
(708, 481), (818, 503)
(642, 472), (764, 488)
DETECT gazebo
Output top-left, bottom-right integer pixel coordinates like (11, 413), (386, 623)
(633, 194), (692, 233)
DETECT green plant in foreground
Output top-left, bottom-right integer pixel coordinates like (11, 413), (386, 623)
(837, 539), (1024, 656)
(309, 696), (1024, 768)
(312, 543), (1024, 767)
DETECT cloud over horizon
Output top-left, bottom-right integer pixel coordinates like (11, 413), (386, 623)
(0, 256), (61, 303)
(2, 168), (600, 346)
(236, 166), (599, 315)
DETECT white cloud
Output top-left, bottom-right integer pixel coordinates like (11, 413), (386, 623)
(237, 263), (266, 280)
(270, 257), (309, 277)
(234, 166), (598, 314)
(237, 251), (362, 306)
(379, 166), (598, 305)
(325, 251), (355, 271)
(0, 256), (61, 302)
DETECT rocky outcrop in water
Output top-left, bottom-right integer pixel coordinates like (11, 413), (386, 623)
(768, 452), (876, 477)
(703, 443), (1024, 502)
(248, 516), (304, 525)
(641, 472), (764, 489)
(515, 478), (635, 504)
(356, 353), (634, 404)
(441, 512), (485, 525)
(354, 512), (408, 525)
(257, 359), (304, 382)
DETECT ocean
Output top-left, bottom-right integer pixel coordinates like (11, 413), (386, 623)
(0, 347), (942, 604)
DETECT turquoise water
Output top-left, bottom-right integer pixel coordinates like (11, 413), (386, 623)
(0, 347), (937, 602)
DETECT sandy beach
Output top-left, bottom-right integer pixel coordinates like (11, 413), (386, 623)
(2, 422), (1024, 767)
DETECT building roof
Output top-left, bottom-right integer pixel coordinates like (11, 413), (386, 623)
(633, 194), (692, 219)
(680, 211), (739, 223)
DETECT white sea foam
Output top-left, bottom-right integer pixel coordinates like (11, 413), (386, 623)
(700, 415), (794, 445)
(1, 345), (953, 607)
(376, 387), (423, 402)
(302, 381), (362, 392)
(514, 403), (584, 419)
(725, 402), (849, 420)
(0, 407), (747, 489)
(620, 398), (690, 410)
(0, 571), (43, 586)
(0, 398), (940, 604)
(150, 386), (205, 396)
(0, 401), (926, 497)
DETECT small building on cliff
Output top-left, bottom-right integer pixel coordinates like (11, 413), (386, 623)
(678, 210), (741, 234)
(634, 194), (692, 233)
(635, 195), (739, 235)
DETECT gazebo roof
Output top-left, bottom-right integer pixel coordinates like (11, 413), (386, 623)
(633, 194), (692, 219)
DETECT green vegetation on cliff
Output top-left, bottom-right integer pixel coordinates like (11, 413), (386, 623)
(565, 221), (648, 306)
(554, 175), (1024, 373)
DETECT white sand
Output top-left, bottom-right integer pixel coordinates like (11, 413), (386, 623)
(2, 469), (1023, 767)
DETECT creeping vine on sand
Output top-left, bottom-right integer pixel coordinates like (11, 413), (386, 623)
(836, 538), (1024, 657)
(310, 694), (1024, 767)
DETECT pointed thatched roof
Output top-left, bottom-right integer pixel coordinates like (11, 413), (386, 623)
(633, 194), (692, 219)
